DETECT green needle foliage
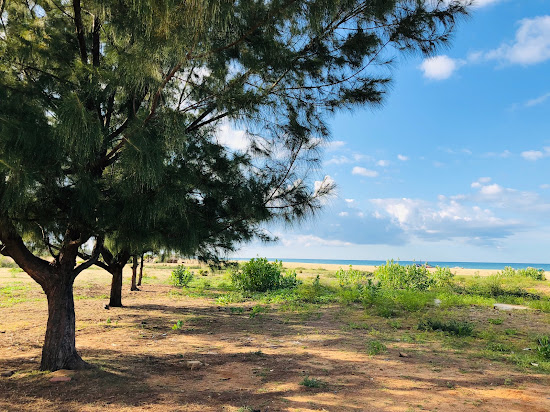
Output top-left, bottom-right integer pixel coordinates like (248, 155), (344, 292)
(0, 0), (469, 371)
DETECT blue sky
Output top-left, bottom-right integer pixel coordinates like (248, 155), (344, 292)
(230, 0), (550, 263)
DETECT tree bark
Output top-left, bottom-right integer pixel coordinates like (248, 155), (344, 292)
(137, 253), (144, 286)
(130, 255), (139, 291)
(109, 264), (124, 307)
(41, 275), (90, 371)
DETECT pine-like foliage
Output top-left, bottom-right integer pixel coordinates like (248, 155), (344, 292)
(0, 0), (469, 261)
(0, 0), (468, 370)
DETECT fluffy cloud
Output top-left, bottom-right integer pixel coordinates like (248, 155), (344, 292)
(521, 147), (550, 161)
(352, 166), (378, 177)
(421, 16), (550, 81)
(397, 154), (409, 161)
(486, 16), (550, 65)
(216, 123), (250, 152)
(370, 196), (521, 244)
(325, 140), (346, 151)
(419, 55), (465, 80)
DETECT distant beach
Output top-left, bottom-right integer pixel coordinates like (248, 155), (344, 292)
(231, 257), (550, 274)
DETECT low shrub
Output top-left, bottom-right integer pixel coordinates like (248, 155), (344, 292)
(418, 318), (474, 336)
(517, 267), (546, 281)
(300, 376), (326, 388)
(336, 265), (368, 287)
(230, 258), (301, 292)
(366, 340), (387, 355)
(498, 266), (545, 281)
(537, 336), (550, 360)
(169, 265), (194, 287)
(373, 260), (454, 291)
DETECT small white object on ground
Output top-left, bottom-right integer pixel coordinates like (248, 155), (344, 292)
(493, 303), (529, 311)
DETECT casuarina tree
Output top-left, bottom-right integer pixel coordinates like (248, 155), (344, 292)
(0, 0), (469, 370)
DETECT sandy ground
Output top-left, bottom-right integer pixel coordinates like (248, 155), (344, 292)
(1, 265), (549, 412)
(277, 261), (507, 277)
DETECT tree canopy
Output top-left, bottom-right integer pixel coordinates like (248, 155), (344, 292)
(0, 0), (469, 370)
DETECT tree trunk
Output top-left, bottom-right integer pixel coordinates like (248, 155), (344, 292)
(130, 255), (139, 291)
(41, 276), (90, 371)
(137, 253), (144, 286)
(109, 265), (124, 307)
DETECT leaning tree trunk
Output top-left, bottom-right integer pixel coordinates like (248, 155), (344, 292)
(130, 255), (139, 291)
(137, 253), (144, 286)
(41, 274), (89, 371)
(109, 265), (124, 307)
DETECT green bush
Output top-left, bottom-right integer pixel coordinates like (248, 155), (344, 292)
(498, 266), (546, 280)
(537, 336), (550, 360)
(374, 260), (451, 291)
(418, 318), (474, 336)
(169, 265), (194, 287)
(517, 267), (546, 281)
(336, 265), (368, 287)
(432, 267), (455, 286)
(230, 258), (299, 292)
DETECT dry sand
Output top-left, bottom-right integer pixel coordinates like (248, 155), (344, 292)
(278, 260), (506, 277)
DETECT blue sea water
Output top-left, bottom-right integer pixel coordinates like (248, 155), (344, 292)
(232, 257), (550, 271)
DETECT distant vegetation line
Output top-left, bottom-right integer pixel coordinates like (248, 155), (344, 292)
(231, 258), (550, 271)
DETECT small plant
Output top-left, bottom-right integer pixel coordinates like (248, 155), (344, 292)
(488, 318), (503, 325)
(300, 376), (326, 388)
(336, 265), (368, 287)
(537, 336), (550, 360)
(216, 292), (245, 305)
(418, 318), (474, 336)
(198, 268), (209, 276)
(172, 320), (184, 330)
(366, 340), (387, 355)
(106, 318), (111, 324)
(505, 328), (518, 336)
(249, 305), (268, 318)
(169, 265), (194, 287)
(486, 342), (512, 352)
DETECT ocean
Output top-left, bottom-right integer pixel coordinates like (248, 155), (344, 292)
(231, 257), (550, 271)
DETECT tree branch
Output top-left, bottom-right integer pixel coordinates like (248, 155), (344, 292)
(72, 0), (87, 64)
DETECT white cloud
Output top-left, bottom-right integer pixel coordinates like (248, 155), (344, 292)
(216, 123), (249, 152)
(540, 184), (550, 190)
(480, 184), (503, 196)
(526, 92), (550, 107)
(352, 167), (378, 178)
(325, 152), (371, 166)
(344, 198), (355, 204)
(521, 150), (544, 161)
(520, 147), (550, 161)
(479, 177), (492, 184)
(470, 0), (503, 7)
(419, 55), (465, 80)
(377, 160), (390, 167)
(338, 212), (349, 217)
(326, 140), (346, 151)
(397, 154), (409, 161)
(281, 234), (352, 248)
(439, 0), (503, 8)
(484, 150), (512, 158)
(370, 196), (520, 244)
(486, 16), (550, 65)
